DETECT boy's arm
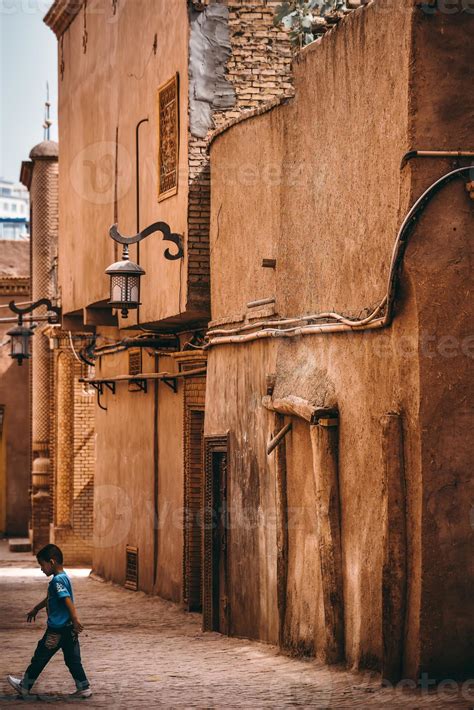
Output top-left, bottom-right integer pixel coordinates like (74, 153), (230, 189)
(64, 597), (84, 634)
(27, 596), (48, 622)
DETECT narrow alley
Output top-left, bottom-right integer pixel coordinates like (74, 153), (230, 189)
(0, 543), (471, 709)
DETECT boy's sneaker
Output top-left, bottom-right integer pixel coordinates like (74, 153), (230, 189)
(7, 675), (29, 697)
(69, 687), (92, 699)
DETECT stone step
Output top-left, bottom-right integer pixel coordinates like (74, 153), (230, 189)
(8, 538), (32, 553)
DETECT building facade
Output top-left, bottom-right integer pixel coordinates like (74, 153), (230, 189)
(0, 242), (30, 537)
(19, 142), (95, 563)
(43, 0), (473, 685)
(205, 0), (473, 682)
(0, 179), (29, 240)
(43, 0), (293, 602)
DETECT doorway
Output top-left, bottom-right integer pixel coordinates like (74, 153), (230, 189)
(203, 435), (230, 634)
(183, 408), (205, 611)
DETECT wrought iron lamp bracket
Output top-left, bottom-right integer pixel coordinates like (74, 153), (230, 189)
(9, 298), (61, 324)
(87, 380), (116, 411)
(109, 221), (184, 261)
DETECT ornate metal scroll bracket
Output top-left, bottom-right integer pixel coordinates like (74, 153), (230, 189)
(109, 222), (184, 261)
(9, 298), (61, 324)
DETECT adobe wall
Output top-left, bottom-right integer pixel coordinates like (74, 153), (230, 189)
(0, 243), (31, 536)
(92, 338), (184, 602)
(206, 0), (473, 677)
(406, 8), (474, 679)
(57, 0), (190, 324)
(0, 292), (31, 536)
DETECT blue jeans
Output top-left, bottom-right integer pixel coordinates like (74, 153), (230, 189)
(22, 624), (89, 691)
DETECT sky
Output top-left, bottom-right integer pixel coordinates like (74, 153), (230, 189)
(0, 0), (58, 183)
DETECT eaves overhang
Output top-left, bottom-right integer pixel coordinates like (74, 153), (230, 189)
(44, 0), (84, 38)
(20, 161), (33, 190)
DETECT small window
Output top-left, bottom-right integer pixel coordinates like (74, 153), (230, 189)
(125, 546), (138, 591)
(128, 349), (142, 392)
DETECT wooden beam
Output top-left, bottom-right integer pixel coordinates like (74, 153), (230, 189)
(381, 413), (407, 683)
(310, 417), (345, 664)
(267, 422), (292, 455)
(274, 413), (289, 648)
(83, 307), (118, 327)
(262, 394), (336, 424)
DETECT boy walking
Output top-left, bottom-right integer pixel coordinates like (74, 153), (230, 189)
(7, 544), (91, 699)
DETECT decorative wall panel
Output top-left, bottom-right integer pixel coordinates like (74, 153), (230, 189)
(157, 74), (179, 201)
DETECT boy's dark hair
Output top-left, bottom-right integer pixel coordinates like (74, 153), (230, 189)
(36, 544), (63, 565)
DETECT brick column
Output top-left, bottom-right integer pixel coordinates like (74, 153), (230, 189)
(28, 141), (58, 552)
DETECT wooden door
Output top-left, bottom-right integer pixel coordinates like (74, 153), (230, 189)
(184, 409), (205, 611)
(203, 435), (230, 634)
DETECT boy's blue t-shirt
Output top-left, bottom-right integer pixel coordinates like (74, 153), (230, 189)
(47, 572), (74, 629)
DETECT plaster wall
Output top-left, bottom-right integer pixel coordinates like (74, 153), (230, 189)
(406, 9), (474, 679)
(92, 339), (184, 602)
(0, 243), (30, 536)
(58, 0), (190, 325)
(206, 0), (473, 678)
(0, 293), (30, 536)
(206, 341), (279, 643)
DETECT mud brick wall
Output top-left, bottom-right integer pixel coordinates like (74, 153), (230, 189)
(187, 0), (293, 314)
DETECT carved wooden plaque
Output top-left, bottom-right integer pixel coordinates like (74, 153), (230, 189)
(157, 74), (179, 201)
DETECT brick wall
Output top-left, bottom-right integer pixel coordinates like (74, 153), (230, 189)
(187, 0), (294, 313)
(50, 337), (95, 565)
(177, 351), (207, 608)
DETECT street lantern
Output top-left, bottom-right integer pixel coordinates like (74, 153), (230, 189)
(7, 299), (61, 366)
(7, 320), (34, 365)
(105, 246), (146, 318)
(106, 221), (184, 319)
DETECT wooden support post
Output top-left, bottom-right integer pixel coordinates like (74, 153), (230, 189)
(310, 416), (345, 664)
(274, 413), (289, 648)
(381, 413), (407, 684)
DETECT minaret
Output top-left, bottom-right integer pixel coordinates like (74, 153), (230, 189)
(21, 92), (59, 551)
(43, 83), (52, 141)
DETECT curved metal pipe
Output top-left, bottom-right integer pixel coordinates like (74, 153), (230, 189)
(401, 150), (474, 169)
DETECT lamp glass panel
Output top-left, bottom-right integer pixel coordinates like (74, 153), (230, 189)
(112, 282), (123, 303)
(12, 339), (24, 355)
(129, 278), (139, 304)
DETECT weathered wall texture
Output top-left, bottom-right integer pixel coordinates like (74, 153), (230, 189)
(0, 244), (30, 536)
(92, 344), (185, 602)
(406, 8), (474, 680)
(187, 0), (293, 317)
(51, 0), (293, 602)
(57, 0), (191, 325)
(206, 0), (473, 679)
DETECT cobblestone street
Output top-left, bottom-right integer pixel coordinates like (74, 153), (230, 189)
(0, 543), (472, 709)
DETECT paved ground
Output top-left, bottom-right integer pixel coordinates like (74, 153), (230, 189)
(0, 541), (472, 708)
